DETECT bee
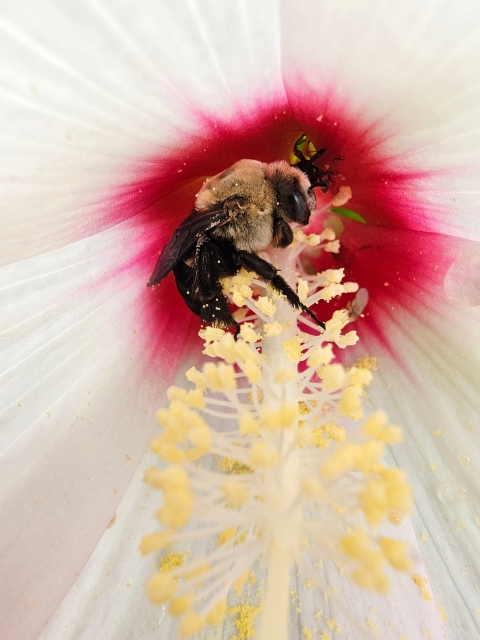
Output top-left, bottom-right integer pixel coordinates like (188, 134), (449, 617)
(148, 136), (335, 336)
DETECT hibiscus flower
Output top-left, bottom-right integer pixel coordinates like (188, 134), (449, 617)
(1, 0), (479, 639)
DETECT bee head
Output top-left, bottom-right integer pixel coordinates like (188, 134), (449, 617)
(266, 161), (316, 226)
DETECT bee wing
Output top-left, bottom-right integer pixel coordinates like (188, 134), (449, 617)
(147, 205), (229, 286)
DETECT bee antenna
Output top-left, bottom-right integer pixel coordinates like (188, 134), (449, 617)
(302, 305), (326, 331)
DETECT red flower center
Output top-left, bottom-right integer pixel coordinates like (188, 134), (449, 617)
(104, 95), (460, 363)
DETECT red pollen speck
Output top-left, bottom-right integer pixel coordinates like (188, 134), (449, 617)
(94, 89), (461, 367)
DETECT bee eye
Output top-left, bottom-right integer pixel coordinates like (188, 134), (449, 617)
(286, 191), (310, 224)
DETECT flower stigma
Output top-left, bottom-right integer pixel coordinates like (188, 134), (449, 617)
(141, 230), (413, 640)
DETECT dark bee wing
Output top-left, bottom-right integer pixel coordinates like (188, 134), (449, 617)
(147, 205), (229, 286)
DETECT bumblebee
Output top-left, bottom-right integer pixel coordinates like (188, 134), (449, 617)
(148, 136), (335, 336)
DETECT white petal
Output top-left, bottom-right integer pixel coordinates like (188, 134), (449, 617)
(326, 225), (480, 635)
(39, 456), (446, 639)
(444, 245), (480, 307)
(346, 251), (480, 637)
(295, 520), (446, 639)
(280, 0), (480, 239)
(36, 350), (207, 640)
(0, 219), (198, 640)
(0, 0), (284, 264)
(36, 451), (177, 640)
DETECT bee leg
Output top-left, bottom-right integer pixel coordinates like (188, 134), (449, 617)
(292, 134), (308, 163)
(292, 135), (326, 166)
(272, 217), (294, 249)
(236, 251), (325, 330)
(187, 241), (241, 335)
(291, 135), (334, 193)
(309, 147), (327, 163)
(233, 321), (241, 340)
(270, 274), (326, 330)
(198, 293), (239, 332)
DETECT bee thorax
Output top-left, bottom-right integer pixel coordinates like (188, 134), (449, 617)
(211, 214), (273, 253)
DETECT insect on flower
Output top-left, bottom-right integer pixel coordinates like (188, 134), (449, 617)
(147, 136), (337, 336)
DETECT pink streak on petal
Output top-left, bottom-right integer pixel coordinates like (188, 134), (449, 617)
(83, 93), (462, 364)
(315, 224), (472, 362)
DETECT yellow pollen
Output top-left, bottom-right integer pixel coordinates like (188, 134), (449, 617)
(312, 428), (329, 448)
(206, 599), (227, 626)
(413, 574), (433, 601)
(307, 343), (334, 369)
(233, 569), (250, 596)
(249, 441), (279, 468)
(242, 360), (262, 383)
(218, 527), (237, 546)
(146, 573), (178, 604)
(354, 355), (377, 370)
(182, 562), (210, 580)
(339, 386), (363, 420)
(324, 240), (340, 253)
(221, 480), (249, 506)
(321, 363), (347, 391)
(320, 269), (344, 285)
(185, 388), (206, 408)
(240, 323), (260, 342)
(203, 362), (236, 391)
(167, 386), (188, 402)
(169, 593), (194, 616)
(321, 422), (346, 442)
(320, 442), (362, 479)
(387, 511), (403, 526)
(294, 229), (322, 246)
(218, 457), (253, 475)
(302, 627), (313, 640)
(331, 185), (352, 207)
(264, 320), (283, 337)
(143, 466), (166, 489)
(351, 551), (390, 594)
(297, 278), (310, 303)
(150, 441), (185, 464)
(438, 606), (448, 622)
(340, 529), (372, 560)
(236, 532), (247, 545)
(255, 296), (277, 316)
(229, 601), (262, 639)
(139, 531), (173, 555)
(319, 283), (344, 302)
(320, 228), (336, 242)
(239, 411), (260, 435)
(300, 477), (325, 499)
(283, 335), (303, 362)
(199, 326), (225, 343)
(298, 400), (312, 415)
(178, 611), (206, 638)
(185, 366), (207, 389)
(343, 281), (359, 293)
(347, 366), (373, 388)
(274, 367), (297, 383)
(378, 537), (412, 572)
